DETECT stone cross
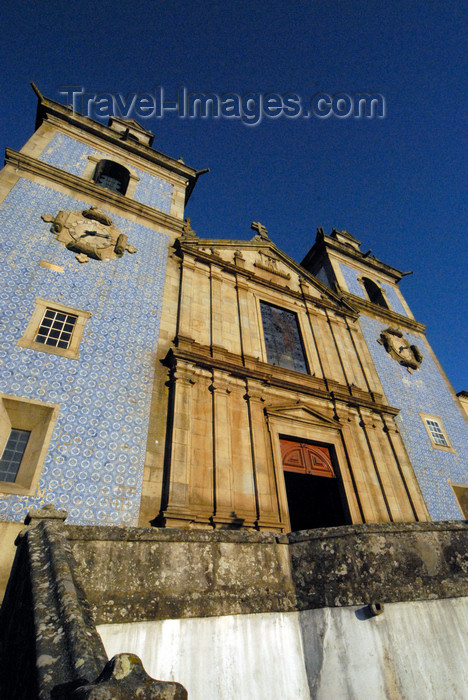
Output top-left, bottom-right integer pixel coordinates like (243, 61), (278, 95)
(251, 221), (270, 240)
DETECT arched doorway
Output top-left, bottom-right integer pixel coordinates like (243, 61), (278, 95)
(280, 437), (350, 531)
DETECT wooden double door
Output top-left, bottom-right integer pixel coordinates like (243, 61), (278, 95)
(280, 438), (350, 531)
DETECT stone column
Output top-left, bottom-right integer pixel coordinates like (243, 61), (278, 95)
(176, 256), (196, 347)
(245, 379), (283, 530)
(210, 370), (235, 526)
(163, 361), (200, 526)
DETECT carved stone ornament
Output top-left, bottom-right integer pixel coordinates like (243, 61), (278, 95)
(42, 206), (137, 263)
(378, 328), (423, 373)
(181, 217), (197, 238)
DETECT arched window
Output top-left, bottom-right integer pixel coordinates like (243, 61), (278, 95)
(93, 160), (130, 195)
(362, 277), (388, 309)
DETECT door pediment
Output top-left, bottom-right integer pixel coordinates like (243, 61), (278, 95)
(265, 401), (340, 427)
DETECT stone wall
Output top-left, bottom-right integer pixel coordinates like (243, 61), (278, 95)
(1, 515), (467, 698)
(65, 521), (468, 624)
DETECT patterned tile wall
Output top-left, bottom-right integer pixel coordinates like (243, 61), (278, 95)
(339, 263), (408, 316)
(39, 133), (173, 213)
(359, 314), (468, 520)
(0, 178), (169, 525)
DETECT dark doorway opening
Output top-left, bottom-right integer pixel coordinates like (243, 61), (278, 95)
(280, 438), (350, 531)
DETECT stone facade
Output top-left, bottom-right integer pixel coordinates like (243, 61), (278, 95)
(149, 232), (430, 532)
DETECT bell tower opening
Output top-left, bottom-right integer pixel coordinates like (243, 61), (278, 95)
(280, 437), (350, 531)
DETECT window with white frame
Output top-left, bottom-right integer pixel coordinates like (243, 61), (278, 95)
(420, 413), (454, 451)
(35, 309), (78, 349)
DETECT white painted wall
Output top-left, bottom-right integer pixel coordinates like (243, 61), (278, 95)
(98, 611), (310, 700)
(98, 598), (468, 700)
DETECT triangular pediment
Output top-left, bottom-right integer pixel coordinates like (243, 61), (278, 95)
(265, 401), (341, 427)
(178, 236), (355, 312)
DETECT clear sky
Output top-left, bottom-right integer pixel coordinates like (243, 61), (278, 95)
(1, 0), (466, 390)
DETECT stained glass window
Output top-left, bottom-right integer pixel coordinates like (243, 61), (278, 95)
(260, 301), (309, 374)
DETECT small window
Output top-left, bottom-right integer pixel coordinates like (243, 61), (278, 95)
(451, 484), (468, 518)
(362, 277), (389, 309)
(0, 429), (31, 482)
(35, 309), (78, 349)
(425, 419), (448, 446)
(420, 413), (455, 452)
(93, 160), (130, 195)
(0, 394), (59, 495)
(18, 298), (91, 360)
(260, 301), (309, 374)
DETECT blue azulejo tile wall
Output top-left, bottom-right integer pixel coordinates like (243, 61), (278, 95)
(339, 263), (408, 317)
(39, 133), (173, 214)
(359, 314), (468, 520)
(0, 178), (169, 525)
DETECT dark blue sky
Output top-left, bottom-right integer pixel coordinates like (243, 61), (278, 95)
(1, 0), (466, 390)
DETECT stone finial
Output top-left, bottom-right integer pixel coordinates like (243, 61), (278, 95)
(251, 221), (270, 241)
(24, 503), (68, 527)
(71, 653), (188, 699)
(181, 217), (196, 238)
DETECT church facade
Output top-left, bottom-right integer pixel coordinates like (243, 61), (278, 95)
(0, 92), (466, 567)
(0, 90), (467, 699)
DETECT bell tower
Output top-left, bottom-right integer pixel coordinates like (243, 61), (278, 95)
(302, 227), (468, 521)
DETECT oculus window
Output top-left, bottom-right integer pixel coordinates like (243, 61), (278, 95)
(93, 160), (130, 195)
(260, 301), (309, 374)
(18, 298), (91, 360)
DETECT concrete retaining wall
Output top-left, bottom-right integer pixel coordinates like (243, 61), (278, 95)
(98, 598), (468, 700)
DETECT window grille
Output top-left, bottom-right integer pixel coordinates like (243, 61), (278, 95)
(35, 309), (78, 349)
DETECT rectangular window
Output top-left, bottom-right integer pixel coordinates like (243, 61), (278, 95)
(260, 301), (309, 374)
(419, 413), (454, 452)
(0, 394), (59, 495)
(425, 419), (448, 447)
(451, 484), (468, 518)
(0, 429), (31, 482)
(18, 298), (91, 360)
(35, 309), (78, 349)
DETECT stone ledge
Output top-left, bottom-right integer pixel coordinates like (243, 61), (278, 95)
(63, 525), (280, 544)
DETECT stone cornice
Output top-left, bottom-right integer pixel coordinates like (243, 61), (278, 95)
(341, 292), (426, 333)
(35, 96), (199, 180)
(44, 115), (188, 189)
(164, 346), (400, 417)
(303, 234), (405, 282)
(5, 148), (185, 234)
